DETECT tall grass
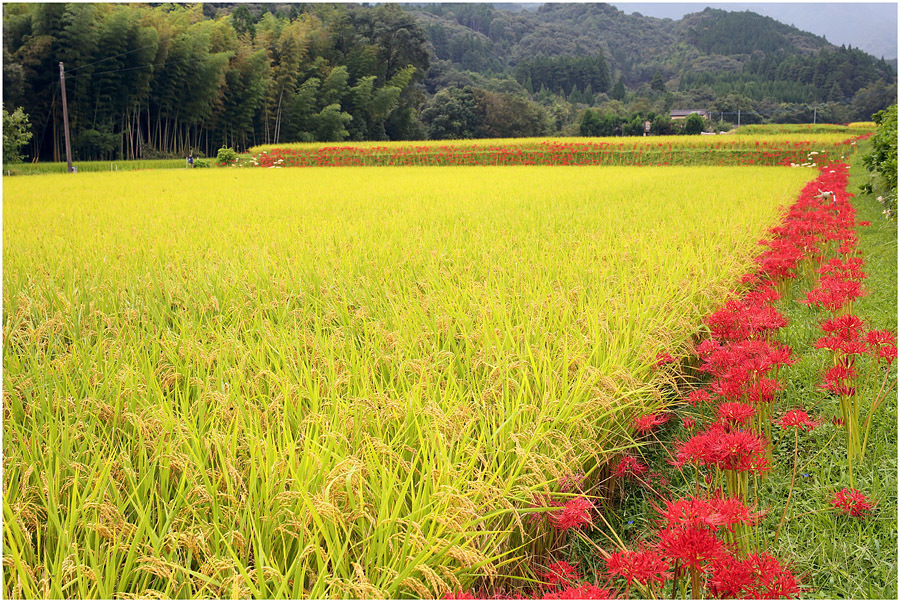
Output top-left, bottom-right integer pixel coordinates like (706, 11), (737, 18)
(3, 165), (815, 597)
(3, 159), (190, 176)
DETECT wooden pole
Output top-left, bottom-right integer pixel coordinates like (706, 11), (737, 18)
(59, 62), (73, 173)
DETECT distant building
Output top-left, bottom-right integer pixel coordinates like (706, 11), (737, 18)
(670, 109), (708, 120)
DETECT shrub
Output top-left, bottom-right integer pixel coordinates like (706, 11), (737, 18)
(684, 113), (705, 135)
(3, 105), (32, 164)
(862, 104), (897, 216)
(216, 146), (238, 165)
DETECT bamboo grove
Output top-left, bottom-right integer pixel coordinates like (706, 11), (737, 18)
(3, 3), (430, 161)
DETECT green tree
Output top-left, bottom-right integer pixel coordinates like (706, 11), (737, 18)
(611, 76), (626, 101)
(651, 69), (666, 93)
(420, 87), (480, 139)
(683, 112), (705, 135)
(314, 103), (352, 141)
(3, 104), (33, 163)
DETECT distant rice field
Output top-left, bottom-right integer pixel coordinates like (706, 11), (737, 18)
(3, 165), (815, 598)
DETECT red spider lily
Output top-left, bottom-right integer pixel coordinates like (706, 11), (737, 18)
(776, 409), (822, 432)
(696, 339), (722, 357)
(709, 553), (801, 599)
(674, 426), (770, 474)
(686, 389), (712, 405)
(747, 378), (782, 404)
(682, 416), (697, 431)
(830, 488), (873, 517)
(654, 351), (675, 367)
(658, 495), (758, 533)
(865, 329), (896, 349)
(656, 525), (729, 573)
(818, 257), (866, 280)
(541, 583), (619, 599)
(614, 454), (648, 478)
(839, 340), (869, 356)
(538, 561), (581, 587)
(821, 365), (856, 396)
(633, 412), (670, 435)
(709, 378), (745, 402)
(551, 497), (594, 531)
(606, 547), (671, 586)
(820, 314), (865, 340)
(876, 344), (897, 364)
(716, 402), (757, 426)
(803, 276), (866, 313)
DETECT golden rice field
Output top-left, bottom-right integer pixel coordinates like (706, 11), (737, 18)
(248, 132), (860, 154)
(3, 166), (815, 598)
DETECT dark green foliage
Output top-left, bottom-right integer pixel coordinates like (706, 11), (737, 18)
(863, 105), (898, 216)
(610, 77), (626, 101)
(2, 104), (33, 164)
(683, 113), (705, 135)
(650, 69), (665, 93)
(420, 86), (480, 139)
(514, 54), (610, 97)
(3, 3), (431, 160)
(216, 146), (238, 164)
(473, 88), (549, 138)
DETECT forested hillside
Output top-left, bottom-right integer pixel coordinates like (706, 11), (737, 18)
(3, 2), (896, 162)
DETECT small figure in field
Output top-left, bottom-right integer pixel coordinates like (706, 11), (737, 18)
(814, 188), (836, 207)
(187, 151), (194, 168)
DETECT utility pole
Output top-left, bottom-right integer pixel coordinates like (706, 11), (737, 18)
(59, 62), (73, 173)
(813, 105), (817, 125)
(737, 109), (740, 128)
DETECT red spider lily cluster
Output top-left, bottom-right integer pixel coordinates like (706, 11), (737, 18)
(605, 495), (798, 599)
(248, 137), (863, 169)
(830, 488), (873, 517)
(785, 167), (900, 482)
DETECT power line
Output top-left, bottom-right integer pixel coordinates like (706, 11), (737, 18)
(64, 56), (199, 80)
(68, 40), (161, 72)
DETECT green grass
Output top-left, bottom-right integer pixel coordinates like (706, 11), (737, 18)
(3, 159), (201, 176)
(766, 143), (897, 599)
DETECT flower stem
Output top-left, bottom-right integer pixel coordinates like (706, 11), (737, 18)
(774, 429), (798, 545)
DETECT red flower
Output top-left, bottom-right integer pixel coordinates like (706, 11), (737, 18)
(831, 488), (873, 517)
(657, 525), (728, 572)
(865, 329), (895, 348)
(776, 409), (821, 431)
(551, 498), (594, 531)
(654, 351), (675, 367)
(682, 416), (696, 431)
(614, 454), (648, 478)
(876, 344), (897, 364)
(541, 583), (618, 599)
(633, 412), (670, 435)
(747, 378), (782, 404)
(606, 547), (671, 586)
(716, 402), (756, 426)
(686, 389), (712, 406)
(539, 561), (581, 587)
(820, 314), (865, 341)
(709, 553), (801, 599)
(821, 365), (856, 396)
